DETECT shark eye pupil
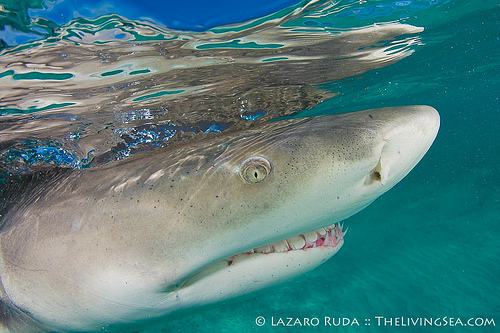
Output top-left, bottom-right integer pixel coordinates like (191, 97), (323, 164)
(240, 156), (272, 184)
(245, 164), (267, 182)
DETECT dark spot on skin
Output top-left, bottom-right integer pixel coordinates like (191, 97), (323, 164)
(369, 114), (373, 118)
(227, 260), (233, 266)
(372, 171), (382, 181)
(137, 200), (140, 203)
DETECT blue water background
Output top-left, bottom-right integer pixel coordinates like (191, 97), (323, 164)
(0, 0), (499, 332)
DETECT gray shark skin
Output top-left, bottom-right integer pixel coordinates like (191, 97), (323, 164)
(0, 106), (439, 332)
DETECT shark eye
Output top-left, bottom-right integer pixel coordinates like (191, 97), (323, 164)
(240, 156), (272, 184)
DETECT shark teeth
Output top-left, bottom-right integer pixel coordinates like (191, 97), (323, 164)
(244, 222), (346, 255)
(254, 244), (272, 253)
(287, 235), (306, 250)
(303, 231), (319, 246)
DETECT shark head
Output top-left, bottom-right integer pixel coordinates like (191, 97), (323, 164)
(0, 106), (439, 331)
(165, 105), (440, 309)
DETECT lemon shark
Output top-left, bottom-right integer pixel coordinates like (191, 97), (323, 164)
(0, 106), (439, 332)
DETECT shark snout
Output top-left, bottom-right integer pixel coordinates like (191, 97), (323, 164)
(367, 105), (440, 187)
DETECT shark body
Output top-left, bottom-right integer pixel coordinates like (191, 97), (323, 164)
(0, 106), (439, 332)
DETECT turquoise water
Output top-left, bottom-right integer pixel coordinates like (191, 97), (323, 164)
(0, 0), (499, 332)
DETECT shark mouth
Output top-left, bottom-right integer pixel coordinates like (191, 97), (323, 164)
(178, 223), (347, 304)
(225, 222), (346, 263)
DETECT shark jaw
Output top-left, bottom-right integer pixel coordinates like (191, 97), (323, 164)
(241, 222), (345, 255)
(174, 223), (346, 308)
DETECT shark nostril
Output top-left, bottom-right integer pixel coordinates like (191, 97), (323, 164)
(366, 156), (385, 185)
(372, 171), (382, 181)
